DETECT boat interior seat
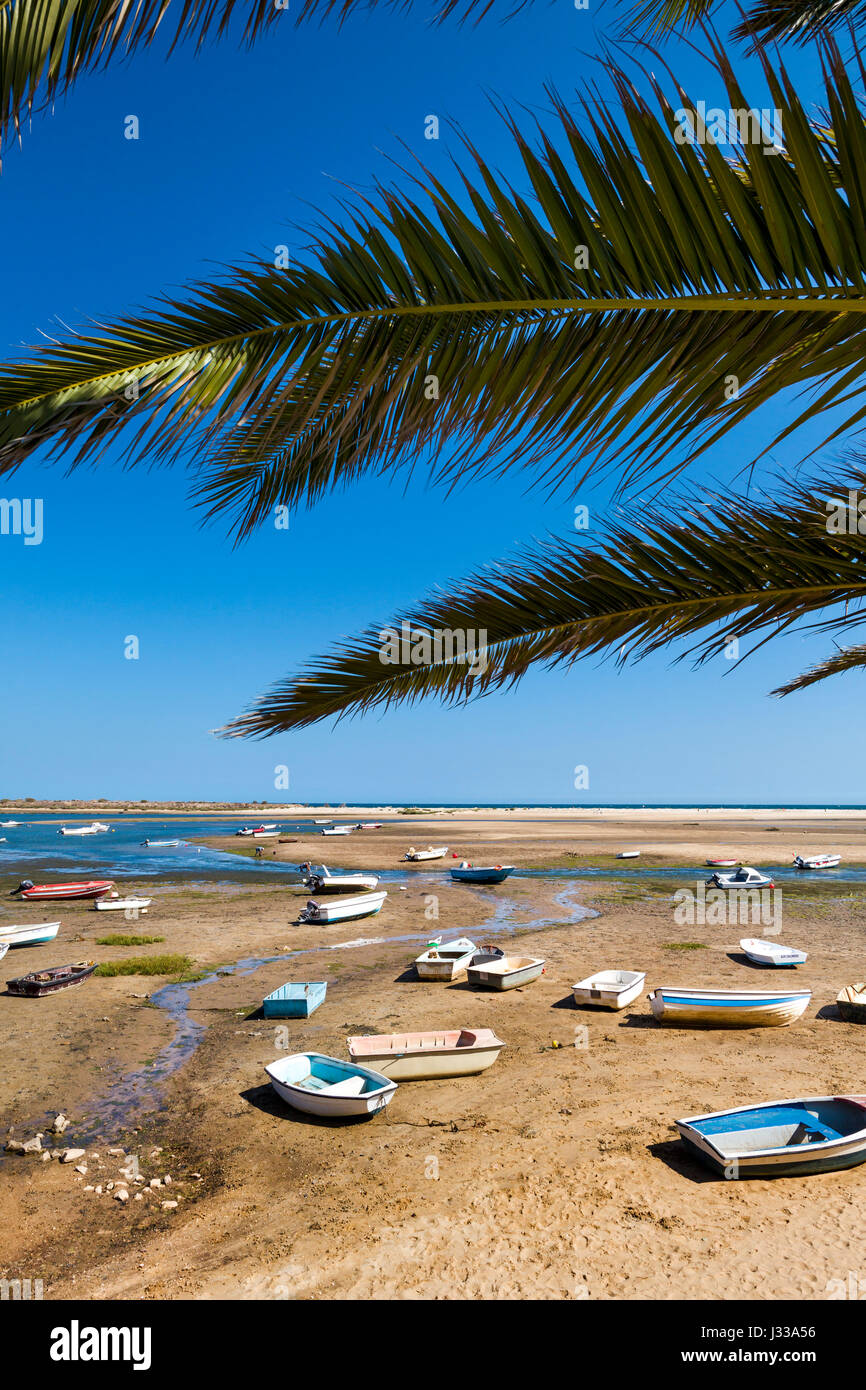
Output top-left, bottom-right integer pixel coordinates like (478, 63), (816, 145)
(323, 1076), (368, 1097)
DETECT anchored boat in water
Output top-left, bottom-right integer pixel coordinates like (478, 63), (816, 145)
(649, 986), (811, 1027)
(58, 821), (110, 836)
(676, 1096), (866, 1178)
(450, 862), (515, 884)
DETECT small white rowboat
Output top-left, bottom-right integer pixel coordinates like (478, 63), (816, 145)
(301, 864), (380, 894)
(739, 938), (807, 967)
(403, 845), (448, 861)
(466, 955), (545, 991)
(572, 969), (646, 1010)
(0, 921), (61, 947)
(793, 853), (841, 870)
(616, 850), (640, 859)
(414, 937), (477, 981)
(347, 1028), (505, 1079)
(677, 1095), (866, 1178)
(649, 986), (810, 1028)
(265, 1052), (396, 1117)
(299, 889), (387, 925)
(94, 897), (152, 912)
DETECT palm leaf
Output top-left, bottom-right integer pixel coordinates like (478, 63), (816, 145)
(3, 46), (866, 535)
(622, 0), (866, 44)
(772, 640), (866, 693)
(218, 480), (866, 735)
(0, 0), (531, 155)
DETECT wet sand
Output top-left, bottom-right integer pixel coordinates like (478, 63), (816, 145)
(2, 810), (866, 1300)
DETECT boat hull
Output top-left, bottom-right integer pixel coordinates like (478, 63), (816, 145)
(0, 922), (61, 947)
(299, 890), (387, 925)
(837, 987), (866, 1024)
(649, 987), (810, 1027)
(6, 961), (96, 997)
(263, 982), (327, 1018)
(467, 958), (545, 991)
(450, 867), (515, 884)
(15, 880), (115, 901)
(265, 1052), (396, 1117)
(740, 938), (807, 967)
(572, 971), (646, 1010)
(94, 898), (151, 912)
(347, 1029), (504, 1079)
(677, 1096), (866, 1178)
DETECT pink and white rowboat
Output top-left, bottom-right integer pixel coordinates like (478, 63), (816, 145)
(11, 879), (116, 902)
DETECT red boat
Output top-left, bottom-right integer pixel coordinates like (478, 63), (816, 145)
(11, 879), (116, 902)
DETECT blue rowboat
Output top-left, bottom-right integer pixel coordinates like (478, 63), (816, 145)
(649, 986), (810, 1027)
(450, 864), (515, 885)
(677, 1096), (866, 1178)
(262, 981), (327, 1018)
(265, 1052), (396, 1118)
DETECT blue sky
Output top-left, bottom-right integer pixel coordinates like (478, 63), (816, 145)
(1, 2), (862, 805)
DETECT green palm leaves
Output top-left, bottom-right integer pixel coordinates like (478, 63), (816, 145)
(219, 483), (866, 735)
(2, 46), (866, 544)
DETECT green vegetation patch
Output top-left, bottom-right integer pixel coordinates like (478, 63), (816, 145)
(95, 934), (165, 946)
(95, 953), (193, 977)
(664, 941), (708, 951)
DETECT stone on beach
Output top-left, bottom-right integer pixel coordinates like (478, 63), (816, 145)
(61, 1149), (86, 1163)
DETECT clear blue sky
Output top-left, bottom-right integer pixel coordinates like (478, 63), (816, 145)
(1, 3), (861, 805)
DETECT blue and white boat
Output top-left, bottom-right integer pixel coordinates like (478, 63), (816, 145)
(0, 921), (61, 948)
(141, 838), (181, 848)
(739, 938), (808, 967)
(677, 1096), (866, 1178)
(262, 982), (327, 1018)
(649, 986), (810, 1027)
(450, 862), (515, 885)
(265, 1052), (396, 1117)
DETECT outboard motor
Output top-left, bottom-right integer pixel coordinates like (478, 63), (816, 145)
(10, 879), (33, 895)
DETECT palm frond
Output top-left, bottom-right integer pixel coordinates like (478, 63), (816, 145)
(0, 0), (531, 155)
(621, 0), (866, 44)
(217, 480), (866, 735)
(772, 640), (866, 693)
(3, 45), (866, 534)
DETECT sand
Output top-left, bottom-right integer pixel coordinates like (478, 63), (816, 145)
(2, 808), (866, 1301)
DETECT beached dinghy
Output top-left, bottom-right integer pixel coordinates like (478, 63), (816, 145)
(837, 984), (866, 1024)
(321, 825), (353, 836)
(7, 960), (96, 997)
(676, 1095), (866, 1178)
(0, 922), (61, 947)
(265, 1052), (396, 1117)
(450, 862), (515, 884)
(0, 942), (9, 962)
(467, 955), (545, 991)
(298, 889), (387, 925)
(403, 845), (448, 861)
(616, 850), (640, 859)
(94, 896), (152, 912)
(263, 981), (327, 1018)
(414, 937), (477, 981)
(740, 938), (807, 967)
(11, 879), (115, 902)
(355, 822), (383, 829)
(648, 986), (810, 1027)
(300, 864), (380, 894)
(706, 866), (774, 890)
(347, 1028), (505, 1079)
(572, 969), (646, 1010)
(706, 858), (739, 868)
(793, 853), (841, 870)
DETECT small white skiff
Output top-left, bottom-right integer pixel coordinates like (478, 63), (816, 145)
(265, 1052), (396, 1117)
(94, 897), (152, 913)
(299, 890), (387, 925)
(403, 845), (448, 861)
(572, 969), (646, 1010)
(347, 1028), (505, 1079)
(466, 955), (545, 991)
(414, 937), (477, 981)
(740, 938), (807, 967)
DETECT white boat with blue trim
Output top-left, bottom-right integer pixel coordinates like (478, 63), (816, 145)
(739, 938), (808, 967)
(265, 1052), (396, 1117)
(649, 985), (810, 1027)
(676, 1096), (866, 1178)
(706, 866), (774, 890)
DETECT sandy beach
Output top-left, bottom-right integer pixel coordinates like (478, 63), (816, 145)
(2, 807), (866, 1300)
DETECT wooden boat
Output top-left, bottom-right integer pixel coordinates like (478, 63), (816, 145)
(706, 858), (739, 867)
(11, 879), (115, 901)
(7, 960), (96, 997)
(572, 969), (646, 1010)
(263, 981), (327, 1018)
(58, 821), (109, 836)
(648, 986), (810, 1027)
(676, 1095), (866, 1178)
(265, 1052), (396, 1117)
(414, 937), (477, 981)
(301, 864), (380, 894)
(298, 889), (387, 925)
(837, 984), (866, 1024)
(793, 853), (841, 870)
(706, 866), (774, 890)
(404, 845), (448, 861)
(93, 897), (152, 912)
(740, 938), (807, 967)
(450, 862), (515, 884)
(616, 850), (640, 859)
(0, 921), (61, 947)
(321, 825), (353, 836)
(467, 955), (545, 991)
(347, 1028), (505, 1079)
